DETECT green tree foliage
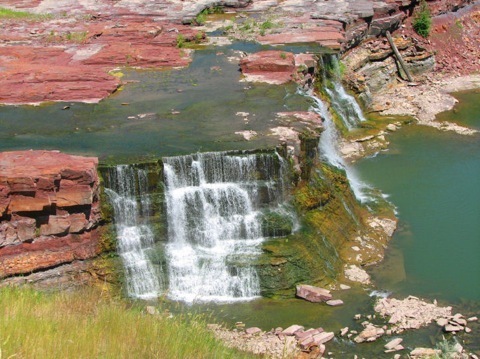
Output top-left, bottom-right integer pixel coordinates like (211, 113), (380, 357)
(413, 0), (432, 38)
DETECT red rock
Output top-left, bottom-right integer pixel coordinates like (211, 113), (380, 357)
(7, 177), (36, 193)
(13, 215), (36, 242)
(296, 284), (333, 302)
(40, 215), (71, 236)
(69, 213), (87, 233)
(7, 195), (51, 214)
(0, 150), (102, 277)
(0, 230), (102, 278)
(0, 185), (10, 215)
(240, 50), (296, 84)
(56, 187), (93, 207)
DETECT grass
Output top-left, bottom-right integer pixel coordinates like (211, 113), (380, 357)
(0, 7), (32, 18)
(0, 6), (51, 20)
(0, 287), (256, 359)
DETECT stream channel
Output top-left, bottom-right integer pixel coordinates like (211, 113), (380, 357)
(0, 39), (478, 356)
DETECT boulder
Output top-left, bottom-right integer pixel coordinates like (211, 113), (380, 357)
(281, 325), (304, 336)
(312, 332), (334, 345)
(296, 284), (333, 302)
(245, 327), (262, 335)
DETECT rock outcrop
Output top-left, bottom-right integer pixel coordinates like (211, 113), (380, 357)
(0, 150), (107, 278)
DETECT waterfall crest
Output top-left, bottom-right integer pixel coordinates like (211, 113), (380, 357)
(105, 165), (163, 299)
(163, 151), (287, 303)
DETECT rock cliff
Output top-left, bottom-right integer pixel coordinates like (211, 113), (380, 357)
(0, 150), (108, 279)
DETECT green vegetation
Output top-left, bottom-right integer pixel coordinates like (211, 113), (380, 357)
(176, 34), (186, 48)
(0, 6), (51, 20)
(194, 6), (224, 26)
(0, 7), (33, 18)
(434, 337), (459, 359)
(280, 52), (287, 60)
(413, 0), (432, 38)
(0, 287), (255, 359)
(65, 31), (88, 43)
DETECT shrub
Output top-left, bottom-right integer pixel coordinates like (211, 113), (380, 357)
(413, 0), (432, 38)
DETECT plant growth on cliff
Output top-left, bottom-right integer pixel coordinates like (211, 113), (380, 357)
(413, 0), (432, 38)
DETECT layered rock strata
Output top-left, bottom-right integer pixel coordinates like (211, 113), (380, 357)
(0, 150), (104, 278)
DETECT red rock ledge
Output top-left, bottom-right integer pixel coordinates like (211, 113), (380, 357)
(0, 150), (104, 278)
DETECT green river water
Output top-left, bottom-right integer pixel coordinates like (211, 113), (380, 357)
(1, 41), (479, 355)
(357, 91), (480, 304)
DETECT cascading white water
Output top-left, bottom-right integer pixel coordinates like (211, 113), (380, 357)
(321, 54), (367, 129)
(105, 165), (163, 299)
(163, 151), (285, 303)
(301, 89), (371, 203)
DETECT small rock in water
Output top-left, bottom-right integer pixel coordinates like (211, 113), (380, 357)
(340, 327), (349, 336)
(386, 124), (397, 131)
(62, 105), (70, 110)
(296, 284), (332, 303)
(444, 324), (463, 332)
(339, 284), (351, 290)
(326, 299), (344, 306)
(384, 338), (403, 350)
(467, 316), (478, 322)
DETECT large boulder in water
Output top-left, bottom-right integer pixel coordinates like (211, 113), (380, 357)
(296, 284), (333, 302)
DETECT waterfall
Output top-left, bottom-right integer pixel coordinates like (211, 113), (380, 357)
(104, 165), (163, 299)
(320, 54), (366, 130)
(163, 151), (286, 303)
(301, 88), (371, 202)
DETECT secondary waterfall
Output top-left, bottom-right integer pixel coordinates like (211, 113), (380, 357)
(320, 54), (367, 130)
(104, 165), (163, 299)
(163, 151), (287, 303)
(301, 54), (371, 202)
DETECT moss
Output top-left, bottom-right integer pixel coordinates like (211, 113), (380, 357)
(261, 210), (294, 238)
(258, 161), (365, 298)
(97, 223), (116, 253)
(258, 230), (339, 298)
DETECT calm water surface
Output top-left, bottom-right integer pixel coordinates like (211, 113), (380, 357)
(357, 94), (480, 303)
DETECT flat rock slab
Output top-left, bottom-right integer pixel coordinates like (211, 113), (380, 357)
(326, 299), (344, 306)
(296, 284), (333, 302)
(281, 325), (304, 336)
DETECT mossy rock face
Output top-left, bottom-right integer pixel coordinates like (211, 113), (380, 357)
(98, 223), (117, 253)
(257, 232), (339, 298)
(261, 210), (294, 238)
(257, 161), (365, 298)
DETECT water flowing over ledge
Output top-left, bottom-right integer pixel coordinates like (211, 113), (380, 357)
(104, 165), (163, 300)
(163, 151), (289, 303)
